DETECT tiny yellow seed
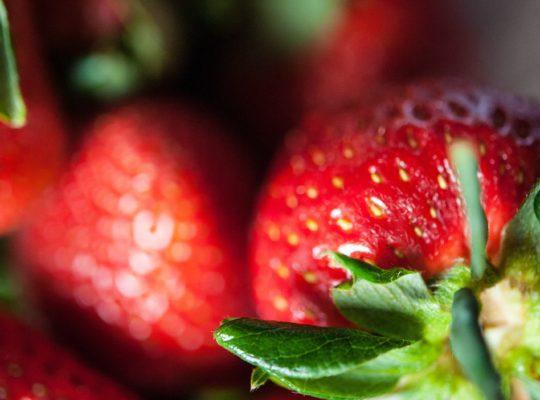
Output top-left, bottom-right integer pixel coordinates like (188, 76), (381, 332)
(273, 296), (288, 311)
(286, 195), (298, 208)
(399, 168), (411, 182)
(287, 233), (299, 246)
(332, 176), (345, 189)
(343, 146), (354, 159)
(306, 187), (319, 199)
(305, 219), (319, 232)
(437, 175), (448, 190)
(337, 218), (353, 232)
(303, 271), (318, 284)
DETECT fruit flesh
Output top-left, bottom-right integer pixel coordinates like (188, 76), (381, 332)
(251, 80), (540, 326)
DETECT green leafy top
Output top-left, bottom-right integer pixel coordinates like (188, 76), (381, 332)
(501, 181), (540, 288)
(450, 141), (487, 280)
(0, 0), (26, 127)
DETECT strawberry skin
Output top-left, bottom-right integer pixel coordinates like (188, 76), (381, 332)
(17, 101), (253, 391)
(0, 312), (136, 399)
(0, 0), (65, 233)
(251, 79), (540, 326)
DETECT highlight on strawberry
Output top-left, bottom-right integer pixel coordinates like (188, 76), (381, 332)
(215, 80), (540, 399)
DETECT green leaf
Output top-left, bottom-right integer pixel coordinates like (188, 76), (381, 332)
(450, 288), (504, 400)
(214, 318), (410, 380)
(329, 253), (440, 341)
(450, 142), (488, 280)
(0, 0), (26, 127)
(250, 368), (269, 391)
(264, 342), (441, 400)
(71, 52), (141, 101)
(268, 369), (399, 400)
(431, 265), (471, 309)
(501, 181), (540, 287)
(534, 190), (540, 221)
(254, 0), (343, 54)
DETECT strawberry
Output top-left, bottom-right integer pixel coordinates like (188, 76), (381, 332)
(221, 0), (461, 139)
(0, 0), (65, 233)
(0, 312), (136, 399)
(250, 79), (540, 326)
(16, 101), (254, 391)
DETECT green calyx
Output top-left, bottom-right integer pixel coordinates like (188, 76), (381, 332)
(0, 0), (26, 127)
(214, 143), (540, 399)
(500, 181), (540, 289)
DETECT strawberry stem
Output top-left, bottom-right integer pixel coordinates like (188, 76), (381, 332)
(0, 0), (26, 127)
(450, 141), (488, 280)
(450, 288), (504, 399)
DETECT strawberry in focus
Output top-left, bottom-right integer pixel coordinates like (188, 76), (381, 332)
(16, 101), (254, 391)
(0, 312), (136, 399)
(0, 0), (65, 233)
(251, 79), (540, 326)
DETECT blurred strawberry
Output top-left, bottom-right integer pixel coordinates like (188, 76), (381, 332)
(17, 101), (254, 392)
(250, 79), (540, 326)
(0, 0), (66, 233)
(0, 312), (136, 399)
(220, 0), (463, 140)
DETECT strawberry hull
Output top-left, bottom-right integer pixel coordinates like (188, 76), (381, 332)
(251, 79), (540, 326)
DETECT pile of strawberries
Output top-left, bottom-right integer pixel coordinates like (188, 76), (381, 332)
(0, 0), (538, 399)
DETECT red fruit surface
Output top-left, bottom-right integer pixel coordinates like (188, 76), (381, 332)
(0, 0), (65, 233)
(251, 79), (540, 326)
(17, 101), (253, 391)
(0, 312), (136, 399)
(224, 0), (459, 139)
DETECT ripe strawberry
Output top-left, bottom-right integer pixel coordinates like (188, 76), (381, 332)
(16, 101), (253, 391)
(251, 79), (540, 326)
(0, 312), (136, 399)
(0, 0), (65, 233)
(222, 0), (460, 139)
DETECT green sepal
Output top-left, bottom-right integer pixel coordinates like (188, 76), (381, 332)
(330, 253), (446, 341)
(450, 142), (488, 281)
(450, 288), (505, 399)
(500, 181), (540, 288)
(250, 368), (269, 391)
(267, 369), (400, 400)
(214, 318), (410, 380)
(0, 0), (26, 127)
(519, 376), (540, 400)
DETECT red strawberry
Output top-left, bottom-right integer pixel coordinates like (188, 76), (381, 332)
(222, 0), (461, 139)
(16, 101), (254, 391)
(250, 79), (540, 326)
(0, 0), (65, 233)
(0, 312), (136, 399)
